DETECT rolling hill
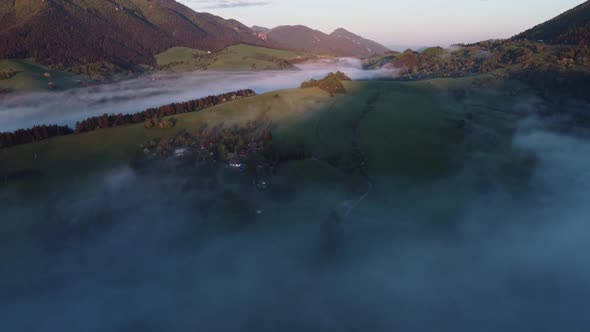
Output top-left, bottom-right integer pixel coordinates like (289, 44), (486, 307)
(362, 1), (590, 99)
(512, 0), (590, 45)
(0, 59), (90, 93)
(329, 28), (390, 55)
(155, 44), (315, 71)
(251, 25), (271, 33)
(0, 79), (472, 182)
(0, 75), (541, 229)
(0, 0), (267, 70)
(266, 25), (389, 57)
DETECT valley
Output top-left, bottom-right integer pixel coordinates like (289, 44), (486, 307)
(1, 1), (590, 331)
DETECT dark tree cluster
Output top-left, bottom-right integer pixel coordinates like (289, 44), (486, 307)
(365, 39), (590, 98)
(0, 70), (17, 80)
(0, 125), (74, 148)
(512, 1), (590, 46)
(143, 120), (273, 162)
(301, 71), (351, 95)
(74, 89), (256, 133)
(1, 89), (256, 149)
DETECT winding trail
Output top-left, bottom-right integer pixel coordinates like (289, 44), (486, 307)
(342, 91), (380, 217)
(313, 91), (382, 221)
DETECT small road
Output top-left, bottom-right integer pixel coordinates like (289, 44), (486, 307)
(311, 91), (382, 236)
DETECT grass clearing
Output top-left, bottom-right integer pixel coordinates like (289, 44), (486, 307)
(155, 47), (207, 66)
(0, 86), (333, 182)
(0, 75), (542, 236)
(155, 44), (316, 72)
(1, 77), (528, 190)
(0, 59), (88, 93)
(359, 84), (464, 178)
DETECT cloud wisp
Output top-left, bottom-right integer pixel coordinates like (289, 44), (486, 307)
(189, 0), (271, 9)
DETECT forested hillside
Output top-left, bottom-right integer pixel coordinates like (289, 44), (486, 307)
(512, 1), (590, 45)
(0, 0), (266, 70)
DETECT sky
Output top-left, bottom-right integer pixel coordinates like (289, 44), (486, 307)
(178, 0), (586, 47)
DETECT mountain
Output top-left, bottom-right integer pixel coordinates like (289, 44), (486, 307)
(266, 25), (389, 57)
(329, 28), (390, 55)
(512, 0), (590, 45)
(251, 25), (271, 33)
(0, 0), (266, 69)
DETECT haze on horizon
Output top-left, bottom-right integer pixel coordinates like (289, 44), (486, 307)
(180, 0), (586, 47)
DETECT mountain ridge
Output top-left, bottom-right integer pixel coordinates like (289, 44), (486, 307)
(512, 0), (590, 45)
(0, 0), (267, 69)
(265, 25), (389, 57)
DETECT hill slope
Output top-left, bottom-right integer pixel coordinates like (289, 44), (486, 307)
(266, 25), (389, 57)
(0, 59), (90, 93)
(512, 1), (590, 45)
(330, 28), (390, 55)
(251, 25), (271, 33)
(0, 0), (266, 69)
(0, 80), (468, 182)
(155, 44), (314, 71)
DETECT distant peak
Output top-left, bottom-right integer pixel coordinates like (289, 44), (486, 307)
(331, 28), (353, 35)
(251, 25), (270, 33)
(276, 24), (310, 29)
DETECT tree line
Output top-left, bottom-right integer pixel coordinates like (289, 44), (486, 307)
(0, 125), (74, 148)
(74, 89), (255, 133)
(0, 89), (256, 149)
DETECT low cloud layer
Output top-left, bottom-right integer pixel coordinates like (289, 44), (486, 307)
(182, 0), (271, 9)
(0, 59), (394, 132)
(1, 93), (590, 330)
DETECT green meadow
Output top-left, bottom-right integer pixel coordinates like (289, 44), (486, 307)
(156, 44), (316, 72)
(1, 76), (530, 189)
(0, 75), (544, 263)
(0, 59), (88, 93)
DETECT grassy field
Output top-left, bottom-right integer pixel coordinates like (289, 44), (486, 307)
(0, 79), (468, 186)
(1, 76), (531, 191)
(359, 85), (463, 178)
(0, 76), (541, 260)
(0, 59), (89, 93)
(0, 44), (314, 92)
(155, 47), (208, 72)
(0, 85), (332, 181)
(155, 44), (316, 72)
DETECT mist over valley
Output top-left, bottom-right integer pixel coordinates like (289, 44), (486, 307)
(1, 1), (590, 331)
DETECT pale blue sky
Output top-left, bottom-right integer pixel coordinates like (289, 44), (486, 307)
(179, 0), (585, 47)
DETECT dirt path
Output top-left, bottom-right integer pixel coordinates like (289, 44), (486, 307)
(312, 91), (381, 232)
(341, 91), (380, 217)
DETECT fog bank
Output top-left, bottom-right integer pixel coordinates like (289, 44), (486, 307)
(0, 58), (394, 132)
(1, 112), (590, 331)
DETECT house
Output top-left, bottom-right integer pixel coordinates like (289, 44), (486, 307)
(254, 178), (269, 190)
(174, 147), (193, 158)
(229, 158), (242, 168)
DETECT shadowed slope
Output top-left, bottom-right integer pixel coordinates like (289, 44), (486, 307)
(512, 0), (590, 45)
(0, 0), (267, 69)
(267, 25), (389, 57)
